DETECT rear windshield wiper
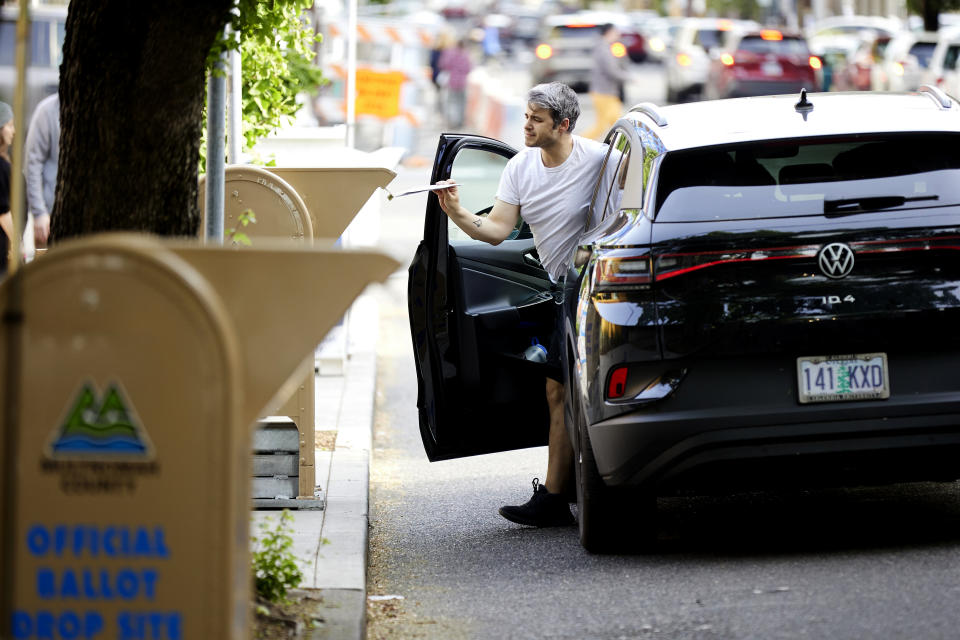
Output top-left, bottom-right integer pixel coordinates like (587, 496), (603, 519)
(824, 195), (939, 217)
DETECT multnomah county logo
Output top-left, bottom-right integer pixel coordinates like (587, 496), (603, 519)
(817, 242), (855, 279)
(45, 382), (155, 460)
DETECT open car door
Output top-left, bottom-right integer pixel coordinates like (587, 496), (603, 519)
(408, 134), (556, 462)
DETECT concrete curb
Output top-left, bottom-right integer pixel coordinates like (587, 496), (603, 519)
(309, 293), (379, 639)
(253, 293), (378, 639)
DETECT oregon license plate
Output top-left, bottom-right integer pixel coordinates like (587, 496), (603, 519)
(796, 353), (890, 404)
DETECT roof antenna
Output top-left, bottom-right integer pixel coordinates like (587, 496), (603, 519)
(793, 89), (813, 121)
(795, 88), (813, 120)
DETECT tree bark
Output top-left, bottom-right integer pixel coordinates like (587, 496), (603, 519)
(924, 1), (940, 32)
(52, 0), (233, 242)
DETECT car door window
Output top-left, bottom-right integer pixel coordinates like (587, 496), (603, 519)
(588, 133), (629, 227)
(603, 138), (631, 221)
(447, 147), (529, 242)
(588, 133), (621, 226)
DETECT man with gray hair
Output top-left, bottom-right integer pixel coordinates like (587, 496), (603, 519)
(435, 82), (609, 527)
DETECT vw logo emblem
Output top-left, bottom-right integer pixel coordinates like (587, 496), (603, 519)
(817, 242), (855, 279)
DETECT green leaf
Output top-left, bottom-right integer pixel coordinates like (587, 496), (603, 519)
(203, 0), (325, 165)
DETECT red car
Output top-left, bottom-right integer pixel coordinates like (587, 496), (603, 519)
(704, 29), (821, 99)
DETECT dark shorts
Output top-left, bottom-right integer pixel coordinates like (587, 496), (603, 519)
(544, 296), (564, 383)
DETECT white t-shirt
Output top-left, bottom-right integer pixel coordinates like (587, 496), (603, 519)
(496, 135), (609, 281)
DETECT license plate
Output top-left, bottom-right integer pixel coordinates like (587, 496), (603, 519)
(761, 61), (783, 76)
(796, 353), (890, 404)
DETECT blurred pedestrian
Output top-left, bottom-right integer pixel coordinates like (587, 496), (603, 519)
(23, 92), (59, 249)
(0, 101), (16, 273)
(583, 24), (631, 141)
(482, 23), (502, 62)
(430, 31), (456, 115)
(439, 38), (473, 129)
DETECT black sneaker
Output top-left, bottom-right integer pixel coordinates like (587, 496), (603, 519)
(499, 478), (575, 527)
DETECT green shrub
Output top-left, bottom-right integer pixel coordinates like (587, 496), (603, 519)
(251, 510), (303, 603)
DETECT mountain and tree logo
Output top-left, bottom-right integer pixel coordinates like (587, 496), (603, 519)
(46, 383), (155, 458)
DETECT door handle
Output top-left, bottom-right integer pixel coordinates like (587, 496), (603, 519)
(522, 251), (543, 269)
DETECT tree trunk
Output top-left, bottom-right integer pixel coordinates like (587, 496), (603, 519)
(52, 0), (232, 242)
(924, 1), (939, 32)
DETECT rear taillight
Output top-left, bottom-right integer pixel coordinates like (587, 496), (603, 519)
(607, 366), (628, 399)
(761, 29), (783, 41)
(536, 44), (552, 59)
(809, 55), (822, 70)
(653, 236), (960, 281)
(656, 245), (818, 281)
(594, 252), (652, 290)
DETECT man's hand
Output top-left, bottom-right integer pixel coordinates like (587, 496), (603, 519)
(33, 213), (50, 247)
(434, 179), (460, 216)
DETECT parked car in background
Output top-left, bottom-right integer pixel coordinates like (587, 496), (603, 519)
(530, 11), (636, 92)
(641, 16), (682, 63)
(809, 34), (861, 90)
(411, 88), (960, 552)
(0, 5), (66, 117)
(704, 28), (820, 99)
(492, 3), (547, 54)
(665, 17), (757, 102)
(840, 30), (894, 91)
(919, 26), (960, 89)
(871, 30), (939, 91)
(620, 24), (647, 63)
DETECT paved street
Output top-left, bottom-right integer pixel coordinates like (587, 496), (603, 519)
(363, 62), (960, 639)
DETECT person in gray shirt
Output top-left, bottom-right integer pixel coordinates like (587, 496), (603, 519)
(23, 93), (59, 248)
(583, 24), (631, 141)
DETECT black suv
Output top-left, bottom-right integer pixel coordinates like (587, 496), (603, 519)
(408, 87), (960, 551)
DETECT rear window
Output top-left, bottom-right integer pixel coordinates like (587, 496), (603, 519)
(909, 41), (937, 68)
(694, 29), (725, 50)
(552, 25), (604, 38)
(655, 133), (960, 221)
(737, 35), (809, 56)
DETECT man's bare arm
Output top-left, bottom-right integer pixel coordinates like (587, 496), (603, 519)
(435, 180), (520, 246)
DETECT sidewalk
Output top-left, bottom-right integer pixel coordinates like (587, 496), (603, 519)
(251, 292), (380, 639)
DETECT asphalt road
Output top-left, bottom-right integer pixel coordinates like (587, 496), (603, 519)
(366, 65), (960, 640)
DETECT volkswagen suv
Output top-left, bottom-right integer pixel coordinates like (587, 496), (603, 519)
(408, 87), (960, 552)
